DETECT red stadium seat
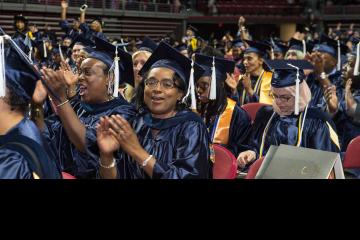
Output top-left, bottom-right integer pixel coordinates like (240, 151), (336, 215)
(245, 157), (264, 179)
(241, 103), (269, 123)
(62, 172), (76, 179)
(343, 136), (360, 169)
(213, 144), (238, 179)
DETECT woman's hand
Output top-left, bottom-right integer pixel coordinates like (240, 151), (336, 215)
(96, 117), (121, 157)
(237, 150), (257, 168)
(60, 61), (79, 86)
(324, 85), (338, 114)
(241, 73), (254, 95)
(225, 73), (239, 94)
(108, 115), (141, 157)
(32, 80), (48, 105)
(41, 68), (68, 102)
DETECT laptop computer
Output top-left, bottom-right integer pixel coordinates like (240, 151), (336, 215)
(255, 144), (343, 179)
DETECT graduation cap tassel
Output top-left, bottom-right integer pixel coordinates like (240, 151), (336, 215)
(354, 42), (360, 76)
(189, 60), (196, 110)
(120, 38), (128, 53)
(287, 63), (300, 115)
(209, 56), (217, 100)
(302, 40), (306, 54)
(271, 47), (275, 60)
(28, 46), (32, 61)
(113, 46), (120, 98)
(0, 36), (6, 97)
(295, 67), (300, 115)
(337, 40), (341, 71)
(59, 43), (65, 62)
(43, 40), (47, 59)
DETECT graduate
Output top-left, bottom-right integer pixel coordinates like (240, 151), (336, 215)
(239, 40), (273, 105)
(133, 37), (158, 88)
(60, 0), (80, 43)
(0, 35), (61, 179)
(194, 53), (252, 157)
(79, 6), (107, 43)
(285, 38), (308, 60)
(13, 14), (28, 40)
(306, 34), (348, 110)
(97, 42), (212, 179)
(333, 42), (360, 155)
(35, 36), (136, 179)
(237, 60), (340, 168)
(271, 41), (288, 60)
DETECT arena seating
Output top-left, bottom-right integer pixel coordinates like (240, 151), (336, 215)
(197, 0), (304, 16)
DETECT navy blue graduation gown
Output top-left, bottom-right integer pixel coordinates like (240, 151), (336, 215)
(0, 118), (61, 179)
(44, 96), (136, 179)
(59, 20), (80, 42)
(308, 70), (343, 110)
(207, 104), (252, 157)
(115, 110), (212, 179)
(79, 23), (107, 44)
(249, 106), (340, 158)
(334, 90), (360, 152)
(239, 75), (260, 105)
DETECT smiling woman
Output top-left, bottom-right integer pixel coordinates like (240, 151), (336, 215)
(97, 42), (213, 179)
(38, 37), (137, 179)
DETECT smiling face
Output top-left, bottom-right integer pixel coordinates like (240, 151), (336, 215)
(78, 58), (110, 104)
(72, 44), (85, 63)
(143, 67), (184, 119)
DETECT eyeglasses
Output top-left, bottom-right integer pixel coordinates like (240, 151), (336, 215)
(270, 93), (293, 102)
(144, 78), (178, 90)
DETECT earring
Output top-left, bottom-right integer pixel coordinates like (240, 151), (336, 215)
(107, 82), (114, 96)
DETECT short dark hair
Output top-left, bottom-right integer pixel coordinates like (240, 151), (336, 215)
(4, 86), (29, 113)
(134, 71), (187, 113)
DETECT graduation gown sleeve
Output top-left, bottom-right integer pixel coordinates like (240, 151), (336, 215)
(152, 121), (211, 179)
(227, 105), (252, 157)
(0, 150), (32, 179)
(305, 108), (340, 153)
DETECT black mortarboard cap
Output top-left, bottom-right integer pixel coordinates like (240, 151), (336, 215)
(136, 36), (158, 53)
(1, 37), (40, 101)
(232, 39), (244, 48)
(265, 60), (313, 88)
(14, 14), (28, 24)
(139, 41), (204, 87)
(194, 54), (235, 82)
(88, 36), (134, 87)
(244, 40), (271, 58)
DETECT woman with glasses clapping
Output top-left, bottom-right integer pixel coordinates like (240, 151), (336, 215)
(96, 42), (212, 179)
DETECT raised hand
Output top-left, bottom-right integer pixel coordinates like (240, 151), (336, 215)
(108, 115), (141, 157)
(32, 80), (48, 105)
(238, 16), (246, 26)
(225, 73), (239, 94)
(60, 61), (78, 86)
(96, 117), (121, 156)
(241, 73), (252, 91)
(324, 84), (338, 114)
(41, 68), (68, 102)
(61, 0), (68, 9)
